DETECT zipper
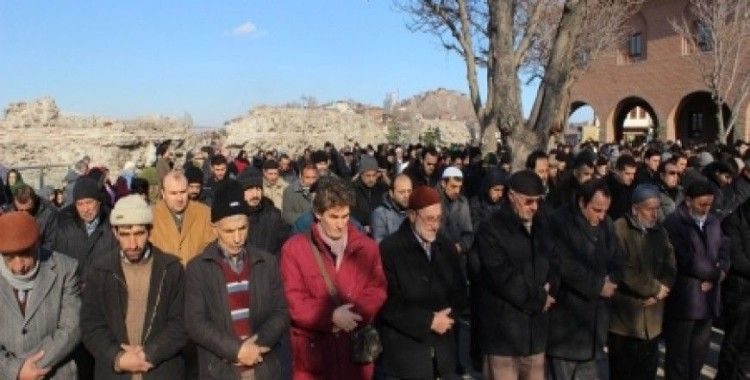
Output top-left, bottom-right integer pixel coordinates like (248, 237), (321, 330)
(143, 268), (167, 343)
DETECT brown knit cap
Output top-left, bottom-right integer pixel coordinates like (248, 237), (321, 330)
(0, 211), (39, 253)
(408, 186), (441, 210)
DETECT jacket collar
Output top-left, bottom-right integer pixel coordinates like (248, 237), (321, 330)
(201, 241), (264, 267)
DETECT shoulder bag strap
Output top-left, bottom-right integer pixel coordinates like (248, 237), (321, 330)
(305, 231), (341, 305)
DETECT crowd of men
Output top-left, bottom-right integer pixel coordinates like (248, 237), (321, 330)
(1, 138), (750, 380)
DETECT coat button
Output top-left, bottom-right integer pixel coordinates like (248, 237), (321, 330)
(22, 328), (27, 335)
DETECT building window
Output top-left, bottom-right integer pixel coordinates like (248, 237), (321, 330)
(638, 107), (645, 119)
(629, 108), (638, 118)
(695, 21), (713, 52)
(629, 32), (643, 58)
(690, 113), (704, 139)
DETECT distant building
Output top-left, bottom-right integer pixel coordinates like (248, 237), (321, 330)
(569, 0), (749, 144)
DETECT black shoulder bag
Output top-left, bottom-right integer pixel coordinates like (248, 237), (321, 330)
(305, 232), (382, 364)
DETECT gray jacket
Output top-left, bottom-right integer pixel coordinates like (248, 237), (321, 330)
(371, 193), (407, 243)
(0, 249), (81, 380)
(658, 184), (684, 222)
(440, 191), (474, 252)
(281, 180), (312, 226)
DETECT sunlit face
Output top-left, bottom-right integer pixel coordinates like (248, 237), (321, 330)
(534, 158), (550, 183)
(509, 190), (541, 222)
(574, 166), (595, 184)
(646, 155), (661, 172)
(617, 166), (637, 186)
(75, 198), (101, 223)
(244, 187), (263, 207)
(441, 178), (463, 201)
(422, 154), (438, 176)
(390, 176), (412, 209)
(676, 157), (688, 174)
(2, 247), (37, 276)
(213, 214), (249, 256)
(301, 168), (318, 188)
(187, 183), (202, 200)
(660, 163), (680, 188)
(212, 164), (228, 181)
(361, 170), (379, 188)
(161, 176), (189, 214)
(488, 185), (505, 203)
(7, 171), (18, 185)
(263, 169), (279, 185)
(716, 172), (733, 187)
(316, 205), (350, 241)
(408, 203), (442, 243)
(632, 198), (660, 228)
(279, 158), (291, 171)
(113, 225), (150, 263)
(687, 195), (714, 217)
(579, 191), (611, 227)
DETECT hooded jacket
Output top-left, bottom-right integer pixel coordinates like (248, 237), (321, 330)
(370, 192), (407, 243)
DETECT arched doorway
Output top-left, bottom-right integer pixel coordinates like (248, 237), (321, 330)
(675, 91), (732, 143)
(613, 97), (659, 145)
(568, 101), (600, 145)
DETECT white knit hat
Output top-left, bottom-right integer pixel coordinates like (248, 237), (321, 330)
(441, 166), (463, 179)
(110, 195), (153, 226)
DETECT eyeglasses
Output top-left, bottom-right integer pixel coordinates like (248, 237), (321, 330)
(417, 212), (441, 224)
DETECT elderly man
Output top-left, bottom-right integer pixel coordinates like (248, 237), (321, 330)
(474, 171), (558, 380)
(663, 181), (730, 380)
(352, 155), (389, 230)
(282, 164), (319, 225)
(0, 211), (81, 380)
(81, 195), (186, 379)
(237, 169), (290, 255)
(150, 170), (215, 266)
(11, 184), (58, 250)
(378, 185), (468, 379)
(547, 179), (622, 380)
(609, 184), (676, 380)
(262, 160), (288, 211)
(185, 180), (289, 380)
(371, 174), (413, 243)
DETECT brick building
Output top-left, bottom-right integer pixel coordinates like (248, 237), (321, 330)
(570, 0), (749, 144)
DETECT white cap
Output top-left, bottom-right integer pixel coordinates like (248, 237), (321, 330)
(441, 166), (463, 179)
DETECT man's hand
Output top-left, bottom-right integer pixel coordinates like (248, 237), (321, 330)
(237, 336), (270, 367)
(720, 271), (727, 283)
(455, 243), (463, 254)
(18, 350), (50, 380)
(117, 345), (153, 373)
(600, 278), (618, 298)
(656, 283), (670, 300)
(543, 283), (555, 312)
(332, 303), (363, 333)
(431, 308), (454, 335)
(642, 297), (658, 307)
(701, 281), (714, 292)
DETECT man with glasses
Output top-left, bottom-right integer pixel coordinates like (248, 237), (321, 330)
(474, 170), (558, 380)
(377, 185), (467, 379)
(657, 158), (684, 220)
(405, 146), (441, 188)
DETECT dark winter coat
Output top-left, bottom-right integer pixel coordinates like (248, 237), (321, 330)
(663, 203), (730, 320)
(352, 177), (388, 227)
(468, 168), (508, 230)
(723, 200), (750, 302)
(635, 164), (659, 186)
(54, 206), (118, 282)
(404, 159), (440, 188)
(657, 180), (684, 221)
(610, 216), (676, 340)
(605, 172), (635, 221)
(546, 203), (623, 361)
(546, 172), (581, 211)
(370, 193), (407, 243)
(377, 220), (468, 379)
(185, 242), (290, 380)
(475, 202), (559, 356)
(247, 196), (290, 255)
(439, 190), (474, 253)
(81, 246), (187, 380)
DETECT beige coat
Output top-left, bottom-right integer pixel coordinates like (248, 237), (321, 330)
(264, 177), (288, 210)
(150, 200), (215, 266)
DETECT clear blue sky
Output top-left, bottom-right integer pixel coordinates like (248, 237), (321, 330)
(0, 1), (548, 127)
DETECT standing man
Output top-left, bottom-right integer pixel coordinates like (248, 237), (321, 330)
(475, 171), (558, 380)
(547, 179), (622, 380)
(237, 169), (290, 255)
(278, 154), (297, 184)
(262, 160), (288, 211)
(657, 158), (685, 220)
(439, 167), (474, 255)
(155, 142), (174, 187)
(184, 165), (207, 204)
(377, 186), (468, 379)
(547, 153), (596, 210)
(203, 155), (230, 206)
(404, 146), (440, 188)
(185, 180), (289, 380)
(663, 181), (730, 380)
(370, 174), (413, 243)
(636, 148), (662, 186)
(282, 164), (319, 225)
(525, 151), (550, 191)
(609, 184), (676, 380)
(0, 212), (81, 380)
(604, 155), (638, 221)
(150, 170), (215, 266)
(11, 184), (58, 250)
(81, 195), (187, 379)
(352, 155), (389, 231)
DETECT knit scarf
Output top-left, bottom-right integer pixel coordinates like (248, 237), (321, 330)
(316, 224), (347, 270)
(0, 251), (40, 292)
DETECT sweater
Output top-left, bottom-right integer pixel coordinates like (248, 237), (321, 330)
(121, 256), (154, 380)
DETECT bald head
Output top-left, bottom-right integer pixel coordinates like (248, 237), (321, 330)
(162, 170), (189, 213)
(390, 174), (413, 209)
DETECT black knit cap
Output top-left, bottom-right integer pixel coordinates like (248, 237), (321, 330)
(211, 180), (250, 223)
(262, 159), (280, 170)
(508, 170), (545, 196)
(236, 167), (263, 190)
(184, 165), (204, 185)
(73, 177), (101, 201)
(685, 180), (715, 198)
(311, 150), (329, 164)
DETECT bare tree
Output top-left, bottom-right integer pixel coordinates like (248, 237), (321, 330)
(671, 0), (750, 144)
(397, 0), (642, 160)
